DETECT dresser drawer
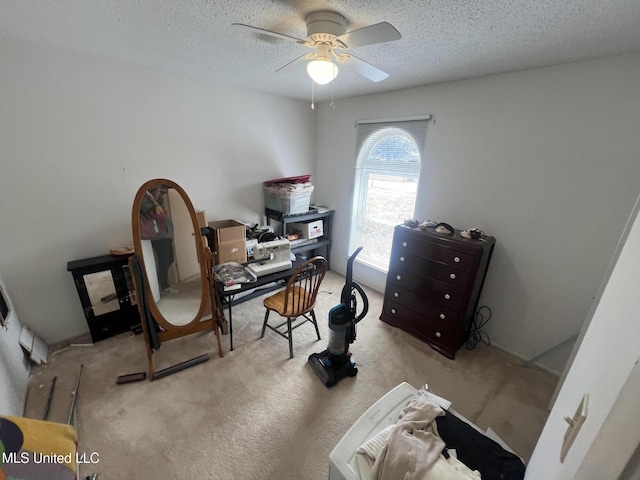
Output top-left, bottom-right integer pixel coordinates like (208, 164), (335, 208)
(384, 284), (460, 323)
(387, 268), (466, 311)
(390, 252), (471, 289)
(393, 234), (476, 271)
(381, 299), (458, 354)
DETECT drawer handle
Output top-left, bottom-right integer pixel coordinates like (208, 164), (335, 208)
(391, 308), (397, 314)
(440, 313), (446, 320)
(400, 256), (405, 262)
(393, 292), (399, 298)
(453, 256), (461, 263)
(402, 242), (407, 247)
(449, 273), (456, 280)
(396, 275), (402, 281)
(435, 331), (442, 338)
(444, 293), (451, 300)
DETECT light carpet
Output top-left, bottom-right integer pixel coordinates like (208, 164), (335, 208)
(25, 271), (558, 479)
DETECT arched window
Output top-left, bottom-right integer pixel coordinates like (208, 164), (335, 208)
(350, 119), (428, 270)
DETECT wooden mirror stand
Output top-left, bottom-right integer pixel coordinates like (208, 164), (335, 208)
(128, 178), (223, 380)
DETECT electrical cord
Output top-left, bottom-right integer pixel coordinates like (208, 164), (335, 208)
(466, 305), (492, 350)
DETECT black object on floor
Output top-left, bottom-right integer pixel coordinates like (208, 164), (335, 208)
(116, 372), (147, 384)
(308, 350), (358, 388)
(152, 354), (209, 380)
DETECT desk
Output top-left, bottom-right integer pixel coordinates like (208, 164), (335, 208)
(216, 258), (304, 351)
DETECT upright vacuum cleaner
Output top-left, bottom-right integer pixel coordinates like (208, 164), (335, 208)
(308, 247), (369, 387)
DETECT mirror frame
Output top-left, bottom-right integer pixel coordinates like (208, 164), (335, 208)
(131, 178), (209, 334)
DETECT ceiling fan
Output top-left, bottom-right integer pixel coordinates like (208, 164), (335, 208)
(233, 11), (401, 85)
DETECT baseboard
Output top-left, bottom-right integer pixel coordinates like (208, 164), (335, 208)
(491, 341), (562, 377)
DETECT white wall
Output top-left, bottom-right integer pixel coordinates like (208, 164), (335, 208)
(0, 36), (316, 343)
(525, 194), (640, 479)
(314, 54), (640, 373)
(0, 272), (30, 416)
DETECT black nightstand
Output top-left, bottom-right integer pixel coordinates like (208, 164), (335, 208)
(67, 254), (140, 342)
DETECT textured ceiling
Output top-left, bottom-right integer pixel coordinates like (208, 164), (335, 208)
(1, 0), (640, 103)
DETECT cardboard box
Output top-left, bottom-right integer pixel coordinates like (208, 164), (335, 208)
(208, 220), (247, 264)
(288, 219), (323, 239)
(208, 220), (246, 244)
(213, 239), (247, 265)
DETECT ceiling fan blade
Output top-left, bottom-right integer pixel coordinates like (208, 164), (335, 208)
(232, 23), (305, 43)
(276, 55), (310, 73)
(341, 54), (389, 82)
(335, 22), (401, 49)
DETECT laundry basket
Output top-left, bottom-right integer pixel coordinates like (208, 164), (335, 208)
(328, 382), (418, 480)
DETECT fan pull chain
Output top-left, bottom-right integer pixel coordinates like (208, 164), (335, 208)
(311, 80), (315, 110)
(330, 56), (336, 109)
(330, 77), (335, 109)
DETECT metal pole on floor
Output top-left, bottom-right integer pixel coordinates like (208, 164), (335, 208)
(43, 376), (57, 420)
(68, 364), (84, 425)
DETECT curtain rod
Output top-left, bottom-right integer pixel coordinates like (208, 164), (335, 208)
(356, 114), (432, 126)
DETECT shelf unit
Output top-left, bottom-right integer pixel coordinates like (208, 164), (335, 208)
(265, 208), (334, 268)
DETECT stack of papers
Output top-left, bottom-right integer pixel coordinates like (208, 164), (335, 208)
(214, 262), (257, 290)
(289, 237), (319, 248)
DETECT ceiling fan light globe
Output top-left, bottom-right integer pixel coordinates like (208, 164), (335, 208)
(307, 59), (338, 85)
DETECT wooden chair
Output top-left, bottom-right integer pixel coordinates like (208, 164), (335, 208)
(261, 256), (328, 358)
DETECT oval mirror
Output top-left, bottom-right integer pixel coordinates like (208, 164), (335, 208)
(131, 179), (207, 330)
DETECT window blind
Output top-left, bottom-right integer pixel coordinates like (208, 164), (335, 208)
(355, 117), (430, 176)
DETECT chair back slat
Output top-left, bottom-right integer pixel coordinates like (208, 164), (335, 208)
(282, 256), (327, 316)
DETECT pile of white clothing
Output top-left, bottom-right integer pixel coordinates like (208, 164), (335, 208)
(355, 391), (482, 480)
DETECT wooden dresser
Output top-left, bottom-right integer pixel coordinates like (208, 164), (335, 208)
(380, 225), (495, 359)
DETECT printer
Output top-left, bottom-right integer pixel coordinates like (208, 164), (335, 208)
(246, 239), (292, 277)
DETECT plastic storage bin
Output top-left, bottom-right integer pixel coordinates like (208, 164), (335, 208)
(263, 181), (314, 215)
